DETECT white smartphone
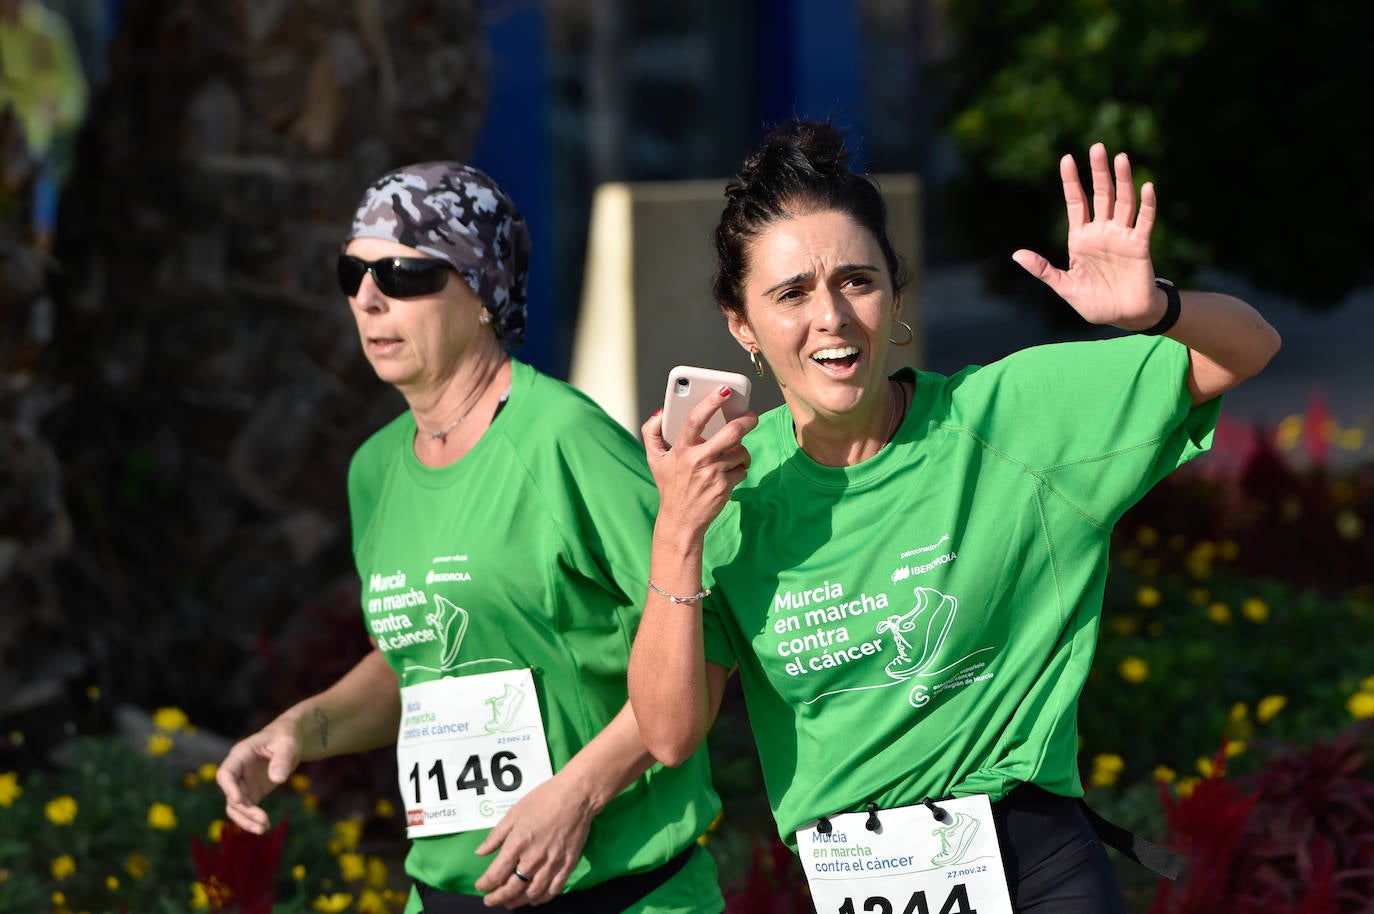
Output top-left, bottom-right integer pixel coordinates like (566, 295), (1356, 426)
(661, 365), (752, 446)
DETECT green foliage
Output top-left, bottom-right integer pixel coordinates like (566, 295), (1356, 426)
(933, 0), (1374, 311)
(0, 722), (407, 914)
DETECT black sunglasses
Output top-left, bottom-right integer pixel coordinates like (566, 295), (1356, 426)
(337, 254), (453, 298)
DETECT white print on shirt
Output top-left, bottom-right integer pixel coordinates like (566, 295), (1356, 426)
(364, 560), (514, 678)
(890, 534), (957, 583)
(770, 535), (995, 708)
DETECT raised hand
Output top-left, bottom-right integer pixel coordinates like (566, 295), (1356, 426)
(1012, 142), (1164, 331)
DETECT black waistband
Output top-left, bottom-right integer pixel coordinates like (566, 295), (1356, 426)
(415, 841), (698, 913)
(990, 783), (1183, 881)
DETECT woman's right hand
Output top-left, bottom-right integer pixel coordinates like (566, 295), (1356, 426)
(642, 383), (757, 537)
(215, 715), (303, 835)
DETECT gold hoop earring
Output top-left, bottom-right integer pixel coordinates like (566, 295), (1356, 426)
(890, 319), (914, 347)
(749, 349), (766, 378)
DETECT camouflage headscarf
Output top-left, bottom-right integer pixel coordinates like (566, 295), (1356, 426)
(344, 162), (531, 349)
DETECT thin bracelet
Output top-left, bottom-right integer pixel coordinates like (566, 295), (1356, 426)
(647, 578), (711, 604)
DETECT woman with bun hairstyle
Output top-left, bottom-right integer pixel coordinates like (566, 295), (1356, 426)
(629, 121), (1279, 912)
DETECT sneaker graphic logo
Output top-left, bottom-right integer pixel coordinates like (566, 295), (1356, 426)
(427, 595), (470, 672)
(931, 811), (979, 867)
(877, 586), (958, 681)
(484, 683), (525, 733)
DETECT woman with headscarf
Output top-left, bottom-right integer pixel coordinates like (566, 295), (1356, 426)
(217, 162), (723, 914)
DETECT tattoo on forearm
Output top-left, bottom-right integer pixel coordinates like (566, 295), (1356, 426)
(314, 708), (330, 749)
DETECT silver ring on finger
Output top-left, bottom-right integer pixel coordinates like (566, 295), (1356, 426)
(513, 868), (532, 883)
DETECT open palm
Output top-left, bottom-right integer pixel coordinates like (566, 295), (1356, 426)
(1012, 142), (1160, 329)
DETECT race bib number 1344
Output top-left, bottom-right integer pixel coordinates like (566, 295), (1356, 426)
(796, 795), (1013, 914)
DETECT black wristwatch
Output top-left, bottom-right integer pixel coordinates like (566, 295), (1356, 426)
(1138, 278), (1181, 336)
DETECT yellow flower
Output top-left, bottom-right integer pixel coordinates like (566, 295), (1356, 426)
(146, 733), (174, 756)
(190, 882), (210, 910)
(1207, 601), (1232, 625)
(1257, 694), (1287, 723)
(1118, 656), (1149, 684)
(183, 773), (198, 789)
(51, 855), (76, 880)
(357, 888), (389, 913)
(366, 856), (388, 890)
(333, 818), (364, 851)
(86, 685), (101, 701)
(293, 865), (307, 881)
(1136, 586), (1161, 609)
(1196, 756), (1215, 778)
(1229, 702), (1248, 723)
(1219, 539), (1239, 561)
(1276, 415), (1301, 450)
(153, 707), (190, 732)
(0, 772), (21, 808)
(313, 893), (354, 912)
(124, 854), (150, 880)
(1336, 510), (1364, 542)
(1090, 753), (1125, 787)
(1093, 753), (1125, 774)
(1241, 597), (1269, 623)
(289, 773), (311, 793)
(1176, 777), (1199, 799)
(52, 891), (65, 905)
(373, 797), (394, 818)
(1347, 691), (1374, 720)
(1135, 525), (1159, 548)
(302, 793), (319, 812)
(198, 763), (218, 783)
(1152, 765), (1176, 783)
(1110, 616), (1139, 636)
(208, 819), (224, 842)
(105, 876), (119, 891)
(1188, 587), (1210, 606)
(147, 802), (178, 830)
(338, 852), (366, 882)
(1226, 741), (1246, 757)
(45, 795), (78, 825)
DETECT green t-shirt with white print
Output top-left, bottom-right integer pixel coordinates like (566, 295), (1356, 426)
(349, 358), (722, 913)
(700, 334), (1219, 847)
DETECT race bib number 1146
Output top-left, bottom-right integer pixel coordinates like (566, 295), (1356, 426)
(396, 668), (554, 838)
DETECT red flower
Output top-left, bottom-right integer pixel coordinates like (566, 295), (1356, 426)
(190, 818), (289, 913)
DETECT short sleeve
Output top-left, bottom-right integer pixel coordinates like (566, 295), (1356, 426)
(947, 335), (1220, 527)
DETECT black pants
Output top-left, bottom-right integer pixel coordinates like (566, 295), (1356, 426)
(992, 784), (1128, 914)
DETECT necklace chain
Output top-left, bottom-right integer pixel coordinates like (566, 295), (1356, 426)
(417, 372), (498, 443)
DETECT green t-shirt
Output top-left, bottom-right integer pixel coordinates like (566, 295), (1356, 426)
(700, 335), (1219, 845)
(349, 359), (722, 913)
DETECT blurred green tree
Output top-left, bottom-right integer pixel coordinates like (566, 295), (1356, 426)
(932, 0), (1374, 317)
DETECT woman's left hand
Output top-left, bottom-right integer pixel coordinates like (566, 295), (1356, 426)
(472, 771), (595, 907)
(1011, 142), (1165, 331)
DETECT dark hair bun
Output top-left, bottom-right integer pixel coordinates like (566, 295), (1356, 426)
(739, 120), (852, 188)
